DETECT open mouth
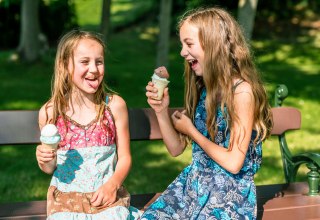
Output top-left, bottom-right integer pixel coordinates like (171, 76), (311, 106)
(188, 59), (198, 69)
(85, 77), (99, 89)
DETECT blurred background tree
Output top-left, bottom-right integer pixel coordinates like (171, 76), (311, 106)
(1, 0), (319, 63)
(0, 0), (319, 203)
(17, 0), (42, 62)
(100, 0), (112, 41)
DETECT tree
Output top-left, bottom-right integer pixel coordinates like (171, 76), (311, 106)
(100, 0), (112, 42)
(17, 0), (44, 62)
(237, 0), (258, 41)
(156, 0), (172, 67)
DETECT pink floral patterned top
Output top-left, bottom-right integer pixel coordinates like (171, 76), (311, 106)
(56, 105), (116, 151)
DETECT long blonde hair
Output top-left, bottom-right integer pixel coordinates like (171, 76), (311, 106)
(178, 7), (273, 148)
(47, 29), (112, 124)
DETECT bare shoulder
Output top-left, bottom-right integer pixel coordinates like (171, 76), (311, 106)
(234, 81), (254, 105)
(109, 95), (128, 117)
(38, 101), (54, 128)
(234, 80), (252, 94)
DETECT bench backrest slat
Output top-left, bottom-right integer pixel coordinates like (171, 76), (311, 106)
(0, 108), (183, 145)
(0, 107), (301, 145)
(270, 107), (301, 135)
(0, 110), (40, 145)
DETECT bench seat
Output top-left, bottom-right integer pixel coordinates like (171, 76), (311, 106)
(1, 182), (318, 220)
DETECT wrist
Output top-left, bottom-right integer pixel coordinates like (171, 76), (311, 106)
(108, 178), (121, 190)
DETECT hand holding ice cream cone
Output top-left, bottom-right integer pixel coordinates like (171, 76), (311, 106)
(151, 66), (170, 100)
(40, 124), (61, 152)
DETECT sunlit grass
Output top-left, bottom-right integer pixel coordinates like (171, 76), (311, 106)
(0, 3), (320, 203)
(76, 0), (154, 30)
(74, 0), (102, 27)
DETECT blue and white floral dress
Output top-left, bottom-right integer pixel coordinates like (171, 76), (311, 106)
(46, 104), (141, 220)
(141, 89), (262, 220)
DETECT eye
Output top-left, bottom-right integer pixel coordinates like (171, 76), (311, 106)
(80, 60), (89, 64)
(96, 60), (104, 65)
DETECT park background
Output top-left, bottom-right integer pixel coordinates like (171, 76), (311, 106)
(0, 0), (319, 203)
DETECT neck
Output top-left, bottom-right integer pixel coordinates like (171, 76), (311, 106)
(66, 89), (99, 123)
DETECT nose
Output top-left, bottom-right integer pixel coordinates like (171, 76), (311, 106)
(89, 62), (98, 73)
(180, 47), (189, 58)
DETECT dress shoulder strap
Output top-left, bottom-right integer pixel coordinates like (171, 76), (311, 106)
(106, 95), (109, 104)
(232, 79), (244, 91)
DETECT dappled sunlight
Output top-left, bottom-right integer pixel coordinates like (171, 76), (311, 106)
(112, 1), (153, 27)
(255, 42), (319, 75)
(75, 0), (102, 27)
(1, 101), (41, 110)
(0, 145), (51, 202)
(139, 26), (158, 41)
(1, 1), (320, 203)
(0, 145), (21, 156)
(76, 0), (154, 29)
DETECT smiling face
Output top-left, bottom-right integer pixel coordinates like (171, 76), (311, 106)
(68, 38), (104, 97)
(180, 21), (204, 76)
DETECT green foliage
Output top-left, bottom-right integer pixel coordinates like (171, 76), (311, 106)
(39, 0), (78, 44)
(0, 1), (20, 49)
(71, 0), (155, 32)
(0, 0), (78, 49)
(0, 0), (320, 203)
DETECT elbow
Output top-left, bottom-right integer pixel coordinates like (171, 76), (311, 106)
(226, 163), (243, 175)
(169, 150), (183, 157)
(228, 167), (241, 175)
(167, 143), (185, 157)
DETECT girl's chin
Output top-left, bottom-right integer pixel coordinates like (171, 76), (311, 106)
(193, 70), (203, 76)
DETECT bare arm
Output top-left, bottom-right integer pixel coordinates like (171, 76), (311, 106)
(91, 95), (132, 207)
(35, 102), (57, 174)
(146, 82), (185, 156)
(108, 95), (132, 189)
(173, 83), (255, 174)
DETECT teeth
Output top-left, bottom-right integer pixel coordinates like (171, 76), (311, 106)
(188, 59), (196, 64)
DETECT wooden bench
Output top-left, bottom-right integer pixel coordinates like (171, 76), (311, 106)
(0, 85), (319, 219)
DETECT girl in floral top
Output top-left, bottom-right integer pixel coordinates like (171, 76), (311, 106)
(143, 7), (273, 220)
(36, 29), (140, 219)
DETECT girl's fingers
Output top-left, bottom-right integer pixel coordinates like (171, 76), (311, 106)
(91, 192), (102, 206)
(172, 110), (182, 119)
(147, 98), (162, 105)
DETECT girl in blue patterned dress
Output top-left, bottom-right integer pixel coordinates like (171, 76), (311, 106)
(35, 30), (141, 219)
(143, 7), (273, 220)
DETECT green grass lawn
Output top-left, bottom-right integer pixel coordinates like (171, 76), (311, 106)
(0, 2), (320, 203)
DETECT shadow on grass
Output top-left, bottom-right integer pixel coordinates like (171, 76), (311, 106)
(256, 40), (320, 104)
(0, 145), (51, 203)
(255, 155), (285, 185)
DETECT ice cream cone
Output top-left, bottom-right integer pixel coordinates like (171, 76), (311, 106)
(152, 76), (169, 100)
(40, 124), (61, 151)
(151, 66), (170, 100)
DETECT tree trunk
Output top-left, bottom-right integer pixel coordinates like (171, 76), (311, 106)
(156, 0), (172, 68)
(237, 0), (258, 41)
(100, 0), (112, 42)
(17, 0), (42, 62)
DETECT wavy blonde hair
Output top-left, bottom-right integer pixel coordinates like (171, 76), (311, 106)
(46, 29), (112, 124)
(178, 7), (273, 148)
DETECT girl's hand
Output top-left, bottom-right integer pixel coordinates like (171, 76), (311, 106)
(171, 110), (194, 136)
(146, 81), (170, 113)
(36, 144), (56, 164)
(91, 180), (117, 207)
